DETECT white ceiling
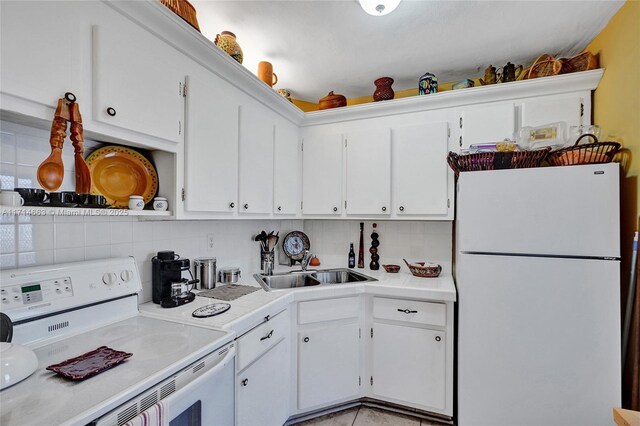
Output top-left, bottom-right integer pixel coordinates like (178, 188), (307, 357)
(193, 0), (624, 102)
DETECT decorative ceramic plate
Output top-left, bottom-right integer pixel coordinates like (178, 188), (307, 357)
(282, 231), (310, 261)
(85, 146), (158, 208)
(46, 346), (132, 380)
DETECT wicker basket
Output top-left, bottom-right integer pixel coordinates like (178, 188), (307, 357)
(160, 0), (200, 32)
(403, 259), (441, 278)
(447, 148), (550, 176)
(547, 134), (620, 166)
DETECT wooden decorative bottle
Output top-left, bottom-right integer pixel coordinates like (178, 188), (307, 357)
(369, 223), (380, 270)
(357, 222), (365, 268)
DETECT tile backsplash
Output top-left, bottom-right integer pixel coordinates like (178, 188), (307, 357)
(304, 220), (452, 271)
(1, 120), (453, 304)
(0, 214), (302, 303)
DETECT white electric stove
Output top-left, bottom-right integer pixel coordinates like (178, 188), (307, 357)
(0, 258), (235, 426)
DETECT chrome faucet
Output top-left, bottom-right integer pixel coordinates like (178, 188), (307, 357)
(301, 250), (313, 271)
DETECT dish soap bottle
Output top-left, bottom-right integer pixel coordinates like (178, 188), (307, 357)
(348, 243), (356, 268)
(369, 223), (380, 270)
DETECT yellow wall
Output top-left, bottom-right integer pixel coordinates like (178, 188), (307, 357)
(586, 0), (639, 216)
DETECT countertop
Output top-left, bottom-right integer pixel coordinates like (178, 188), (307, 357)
(139, 265), (456, 335)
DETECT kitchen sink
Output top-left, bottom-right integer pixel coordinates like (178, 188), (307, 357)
(259, 273), (321, 290)
(314, 269), (372, 284)
(254, 268), (376, 291)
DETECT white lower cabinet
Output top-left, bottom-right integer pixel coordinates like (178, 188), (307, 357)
(297, 322), (361, 410)
(371, 323), (446, 410)
(236, 309), (290, 426)
(236, 339), (289, 426)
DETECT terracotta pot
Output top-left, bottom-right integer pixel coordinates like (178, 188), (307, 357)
(215, 31), (243, 64)
(319, 91), (347, 110)
(373, 77), (394, 101)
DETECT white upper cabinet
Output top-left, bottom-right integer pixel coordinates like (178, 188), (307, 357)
(183, 73), (239, 213)
(273, 121), (300, 215)
(346, 129), (391, 216)
(302, 133), (343, 215)
(458, 103), (515, 149)
(0, 1), (91, 111)
(393, 122), (449, 216)
(238, 102), (274, 214)
(521, 95), (584, 132)
(92, 23), (185, 144)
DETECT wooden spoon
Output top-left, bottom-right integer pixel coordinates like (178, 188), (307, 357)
(69, 102), (91, 194)
(37, 99), (68, 191)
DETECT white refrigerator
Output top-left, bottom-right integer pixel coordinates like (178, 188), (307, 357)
(455, 163), (621, 426)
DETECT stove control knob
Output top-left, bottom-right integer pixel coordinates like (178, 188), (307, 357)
(120, 270), (133, 282)
(102, 272), (117, 286)
(2, 297), (8, 304)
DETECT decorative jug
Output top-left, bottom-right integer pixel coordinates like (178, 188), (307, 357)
(501, 62), (524, 83)
(418, 72), (438, 95)
(373, 77), (394, 102)
(479, 65), (497, 85)
(215, 31), (243, 64)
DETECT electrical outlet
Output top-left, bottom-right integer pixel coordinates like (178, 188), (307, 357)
(207, 234), (215, 251)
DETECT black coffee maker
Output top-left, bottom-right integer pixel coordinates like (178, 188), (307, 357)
(152, 251), (197, 307)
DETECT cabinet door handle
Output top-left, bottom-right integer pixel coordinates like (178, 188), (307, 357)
(241, 378), (248, 386)
(244, 203), (249, 210)
(333, 207), (338, 212)
(277, 206), (282, 211)
(260, 329), (274, 341)
(303, 337), (309, 343)
(106, 107), (117, 117)
(435, 336), (441, 342)
(397, 309), (418, 314)
(229, 202), (235, 209)
(399, 206), (405, 212)
(382, 206), (387, 212)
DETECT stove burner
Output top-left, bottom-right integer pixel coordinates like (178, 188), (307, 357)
(192, 303), (231, 318)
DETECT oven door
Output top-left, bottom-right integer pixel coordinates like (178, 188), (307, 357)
(94, 343), (235, 426)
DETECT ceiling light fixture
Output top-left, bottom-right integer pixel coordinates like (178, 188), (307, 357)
(358, 0), (401, 16)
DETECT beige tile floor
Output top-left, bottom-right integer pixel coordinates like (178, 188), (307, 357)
(294, 406), (442, 426)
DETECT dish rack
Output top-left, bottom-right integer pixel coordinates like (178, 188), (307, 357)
(403, 259), (441, 278)
(547, 134), (620, 166)
(447, 148), (550, 176)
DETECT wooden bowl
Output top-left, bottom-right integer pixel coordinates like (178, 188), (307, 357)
(382, 264), (401, 273)
(319, 91), (347, 110)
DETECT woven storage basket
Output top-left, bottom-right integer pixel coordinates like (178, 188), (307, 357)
(547, 134), (620, 166)
(160, 0), (200, 32)
(447, 148), (550, 176)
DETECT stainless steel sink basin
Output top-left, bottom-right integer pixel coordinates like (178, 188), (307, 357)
(259, 273), (321, 290)
(314, 269), (372, 284)
(254, 268), (376, 291)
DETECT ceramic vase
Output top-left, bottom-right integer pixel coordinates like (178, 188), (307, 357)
(215, 31), (243, 64)
(419, 72), (438, 95)
(373, 77), (394, 102)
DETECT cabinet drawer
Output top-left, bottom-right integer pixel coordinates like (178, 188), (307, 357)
(298, 297), (360, 325)
(373, 298), (446, 326)
(237, 309), (288, 371)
